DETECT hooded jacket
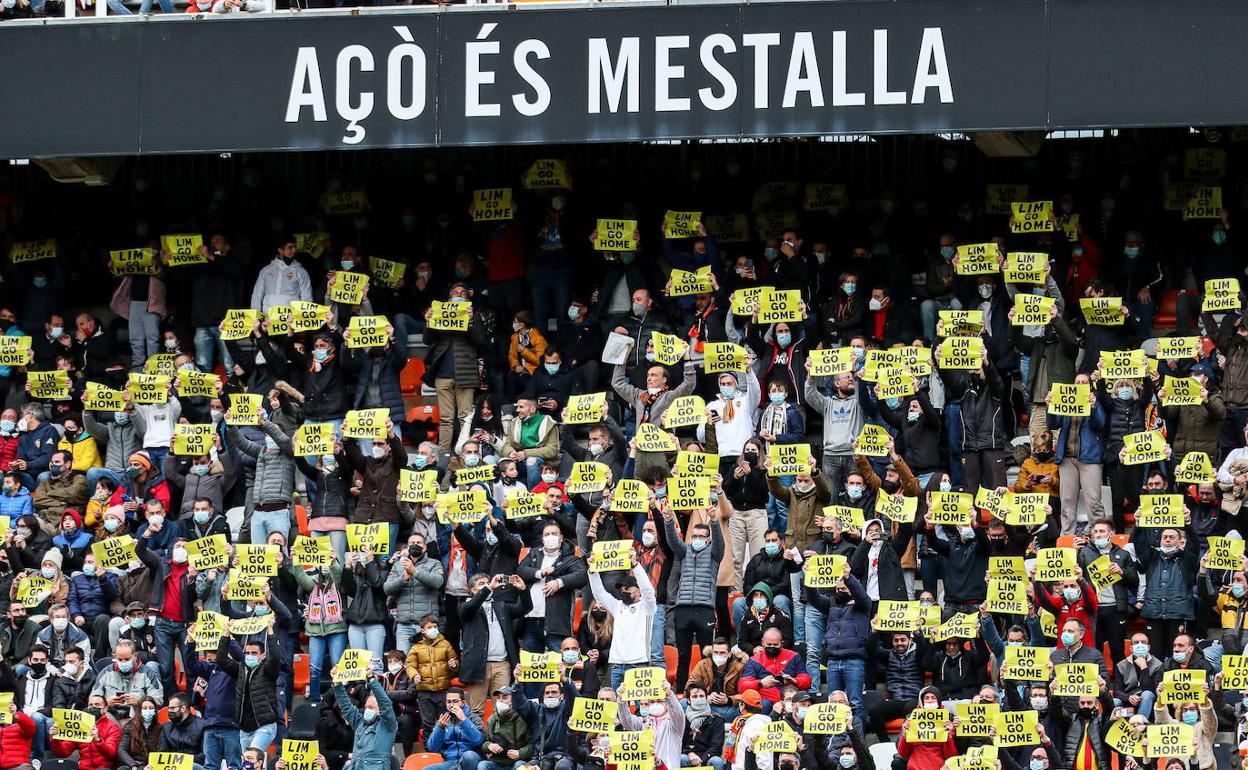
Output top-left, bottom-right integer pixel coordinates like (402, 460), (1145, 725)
(735, 582), (794, 656)
(806, 573), (871, 660)
(769, 470), (832, 554)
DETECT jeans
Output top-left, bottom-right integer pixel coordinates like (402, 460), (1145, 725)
(944, 402), (965, 487)
(920, 297), (962, 342)
(347, 623), (387, 667)
(204, 725), (243, 770)
(682, 758), (728, 770)
(804, 602), (826, 693)
(521, 617), (563, 654)
(821, 455), (855, 500)
(459, 751), (525, 770)
(240, 722), (278, 752)
(195, 325), (235, 373)
(1136, 689), (1157, 718)
(251, 507), (291, 546)
(790, 572), (805, 645)
(311, 529), (348, 564)
(649, 604), (667, 668)
(87, 467), (123, 491)
(523, 456), (544, 489)
(128, 300), (161, 369)
(30, 711), (51, 760)
(824, 657), (866, 726)
(307, 631), (347, 702)
(396, 622), (421, 655)
(611, 662), (650, 692)
(154, 617), (187, 695)
(731, 595), (793, 632)
(532, 270), (572, 333)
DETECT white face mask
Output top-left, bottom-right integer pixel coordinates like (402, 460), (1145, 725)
(387, 662), (403, 675)
(543, 535), (561, 551)
(62, 662), (78, 677)
(868, 298), (883, 311)
(171, 547), (188, 564)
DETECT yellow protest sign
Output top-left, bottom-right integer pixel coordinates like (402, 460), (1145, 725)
(1011, 294), (1056, 326)
(27, 371), (70, 401)
(15, 575), (53, 607)
(1183, 186), (1222, 220)
(608, 480), (649, 514)
(291, 536), (334, 568)
(919, 604), (942, 627)
(1145, 724), (1195, 759)
(824, 504), (864, 532)
(424, 300), (473, 334)
(985, 577), (1028, 615)
(53, 709), (95, 742)
(755, 721), (798, 753)
(522, 159), (569, 190)
(322, 191), (368, 216)
(986, 184), (1029, 215)
(346, 523), (387, 553)
(1105, 719), (1144, 757)
(517, 650), (561, 683)
(471, 189), (514, 222)
(82, 382), (125, 412)
(395, 469), (437, 504)
(609, 730), (654, 770)
(1001, 492), (1048, 527)
(1061, 214), (1080, 243)
(1080, 297), (1125, 326)
(110, 247), (158, 276)
(927, 492), (973, 526)
(1086, 555), (1121, 592)
(635, 423), (678, 453)
(220, 309), (260, 342)
(236, 544), (279, 578)
(1156, 336), (1201, 360)
(161, 234), (206, 266)
(663, 396), (706, 430)
(1004, 252), (1048, 284)
(1175, 452), (1216, 484)
(1206, 536), (1244, 571)
(808, 347), (856, 378)
(333, 649), (372, 682)
(0, 336), (29, 369)
(1221, 655), (1248, 690)
(265, 306), (292, 336)
(224, 393), (263, 427)
(91, 535), (137, 571)
(342, 408), (388, 439)
(668, 267), (713, 297)
(802, 702), (852, 735)
(802, 182), (848, 213)
(280, 741), (319, 770)
(1185, 147), (1227, 179)
(1010, 201), (1054, 233)
(670, 476), (712, 510)
(1121, 430), (1167, 465)
(895, 346), (934, 377)
(127, 373), (170, 405)
(563, 393), (607, 425)
(1039, 609), (1057, 638)
(292, 423), (334, 456)
(294, 232), (330, 258)
(1002, 645), (1050, 681)
(860, 349), (900, 383)
(344, 316), (388, 349)
(594, 219), (639, 252)
(930, 612), (979, 641)
(1203, 277), (1242, 313)
(756, 289), (802, 325)
(1047, 382), (1091, 417)
(876, 367), (917, 400)
(1160, 668), (1206, 704)
(1051, 663), (1098, 697)
(955, 702), (999, 738)
(368, 257), (405, 289)
(702, 342), (747, 373)
(228, 615), (270, 636)
(590, 540), (633, 573)
(1161, 376), (1203, 407)
(875, 494), (917, 524)
(172, 423), (212, 457)
(904, 708), (950, 743)
(662, 210), (702, 239)
(729, 286), (771, 316)
(803, 554), (847, 588)
(995, 710), (1038, 747)
(327, 270), (369, 307)
(954, 243), (1002, 275)
(650, 332), (688, 366)
(989, 556), (1027, 580)
(503, 490), (546, 520)
(283, 302), (326, 335)
(704, 214), (751, 243)
(568, 698), (616, 733)
(767, 443), (809, 476)
(223, 572), (266, 601)
(874, 600), (920, 632)
(1035, 547), (1078, 582)
(617, 667), (666, 701)
(940, 310), (985, 336)
(182, 535), (227, 572)
(853, 424), (891, 457)
(176, 369), (218, 398)
(566, 462), (608, 495)
(1136, 494), (1184, 528)
(936, 337), (985, 370)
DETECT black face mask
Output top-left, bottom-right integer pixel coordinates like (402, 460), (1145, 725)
(85, 707), (102, 718)
(742, 451), (758, 463)
(880, 480), (901, 494)
(29, 663), (46, 677)
(280, 255), (294, 264)
(763, 646), (782, 658)
(821, 531), (837, 542)
(590, 610), (607, 621)
(0, 320), (13, 333)
(1033, 451), (1054, 463)
(834, 592), (851, 605)
(1078, 707), (1097, 719)
(10, 615), (25, 627)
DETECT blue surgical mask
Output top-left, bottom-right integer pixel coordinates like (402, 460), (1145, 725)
(654, 485), (667, 500)
(842, 756), (858, 770)
(764, 543), (780, 557)
(567, 306), (580, 321)
(1093, 538), (1110, 550)
(939, 481), (952, 493)
(245, 655), (261, 669)
(413, 455), (428, 470)
(544, 363), (559, 375)
(763, 247), (780, 261)
(884, 397), (901, 410)
(752, 597), (768, 611)
(129, 618), (145, 629)
(1160, 545), (1178, 556)
(1072, 246), (1084, 257)
(265, 437), (277, 451)
(1173, 650), (1189, 663)
(1182, 710), (1199, 725)
(104, 519), (120, 533)
(40, 567), (56, 579)
(1213, 230), (1228, 246)
(645, 352), (656, 362)
(632, 303), (646, 316)
(719, 385), (736, 399)
(194, 511), (210, 525)
(192, 464), (210, 477)
(690, 539), (707, 552)
(113, 413), (129, 425)
(1132, 642), (1149, 658)
(959, 527), (975, 540)
(776, 332), (792, 347)
(1063, 587), (1081, 602)
(847, 486), (863, 501)
(83, 565), (96, 577)
(485, 532), (499, 546)
(1116, 386), (1134, 400)
(32, 277), (48, 289)
(451, 296), (468, 303)
(464, 454), (481, 467)
(769, 392), (786, 404)
(312, 349), (329, 363)
(1060, 631), (1077, 647)
(1234, 584), (1246, 598)
(940, 246), (956, 260)
(254, 606), (269, 617)
(907, 412), (920, 423)
(118, 659), (134, 673)
(1030, 760), (1046, 770)
(1124, 246), (1140, 258)
(0, 420), (12, 433)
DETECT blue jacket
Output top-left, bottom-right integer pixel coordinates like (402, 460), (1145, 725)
(426, 703), (483, 763)
(513, 678), (578, 757)
(1048, 403), (1108, 465)
(805, 574), (871, 660)
(182, 637), (238, 728)
(0, 487), (32, 524)
(134, 519), (182, 561)
(67, 572), (117, 619)
(18, 421), (60, 476)
(334, 679), (398, 770)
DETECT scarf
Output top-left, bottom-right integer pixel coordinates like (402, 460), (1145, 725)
(309, 351), (335, 374)
(639, 387), (668, 423)
(517, 329), (532, 351)
(684, 698), (713, 731)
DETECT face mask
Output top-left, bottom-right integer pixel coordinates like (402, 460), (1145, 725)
(48, 464), (63, 477)
(1116, 386), (1134, 400)
(494, 701), (511, 714)
(422, 505), (436, 519)
(1160, 545), (1178, 556)
(253, 606), (269, 617)
(840, 757), (857, 769)
(139, 707), (156, 722)
(557, 649), (580, 666)
(1132, 643), (1149, 658)
(1182, 710), (1199, 725)
(868, 298), (883, 312)
(939, 481), (952, 493)
(172, 547), (188, 564)
(763, 646), (782, 659)
(371, 445), (387, 460)
(752, 597), (770, 613)
(104, 520), (120, 533)
(769, 392), (786, 405)
(1061, 631), (1078, 647)
(51, 618), (68, 632)
(631, 303), (646, 316)
(114, 412), (129, 425)
(775, 332), (792, 348)
(463, 453), (482, 468)
(191, 461), (212, 477)
(541, 472), (557, 484)
(118, 659), (134, 673)
(1093, 537), (1110, 550)
(1212, 229), (1229, 246)
(148, 514), (164, 529)
(130, 618), (146, 629)
(484, 532), (499, 547)
(244, 655), (261, 669)
(1234, 584), (1247, 598)
(843, 283), (856, 295)
(690, 539), (708, 552)
(940, 246), (956, 260)
(959, 527), (975, 541)
(412, 454), (428, 470)
(903, 410), (920, 424)
(451, 296), (468, 303)
(1063, 587), (1081, 602)
(764, 247), (780, 261)
(0, 420), (12, 434)
(29, 663), (46, 677)
(40, 567), (56, 580)
(1030, 760), (1046, 770)
(543, 535), (561, 551)
(978, 284), (994, 299)
(424, 627), (440, 640)
(1124, 246), (1140, 258)
(264, 437), (277, 451)
(648, 702), (667, 717)
(32, 277), (48, 290)
(15, 418), (27, 432)
(311, 348), (331, 364)
(362, 708), (378, 724)
(1030, 697), (1048, 711)
(641, 532), (656, 547)
(764, 543), (780, 557)
(191, 509), (211, 525)
(719, 385), (736, 399)
(1173, 650), (1189, 663)
(847, 486), (864, 501)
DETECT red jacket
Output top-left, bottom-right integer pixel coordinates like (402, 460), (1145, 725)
(0, 712), (35, 768)
(1033, 579), (1098, 648)
(898, 734), (958, 770)
(0, 435), (17, 472)
(738, 648), (811, 704)
(52, 714), (121, 770)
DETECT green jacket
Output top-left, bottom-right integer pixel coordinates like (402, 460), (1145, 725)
(289, 563), (348, 636)
(482, 707), (532, 762)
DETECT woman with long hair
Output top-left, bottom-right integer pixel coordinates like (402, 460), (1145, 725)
(117, 695), (163, 770)
(578, 598), (614, 683)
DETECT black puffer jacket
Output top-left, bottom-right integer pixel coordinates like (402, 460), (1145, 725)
(290, 331), (350, 421)
(341, 557), (388, 625)
(945, 362), (1006, 451)
(216, 632), (282, 728)
(1096, 377), (1153, 455)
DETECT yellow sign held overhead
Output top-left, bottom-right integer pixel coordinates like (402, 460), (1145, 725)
(927, 492), (973, 526)
(936, 336), (985, 371)
(126, 373), (170, 405)
(1010, 201), (1054, 233)
(27, 371), (70, 401)
(1004, 251), (1048, 284)
(1161, 376), (1203, 407)
(954, 243), (1001, 275)
(186, 535), (229, 571)
(172, 423), (213, 456)
(521, 159), (569, 190)
(333, 649), (372, 683)
(369, 257), (405, 289)
(662, 396), (705, 430)
(608, 479), (649, 514)
(668, 267), (713, 297)
(767, 443), (808, 476)
(566, 462), (608, 495)
(1047, 383), (1091, 417)
(328, 270), (368, 305)
(662, 210), (701, 239)
(161, 234), (206, 266)
(568, 698), (615, 733)
(110, 247), (158, 276)
(803, 554), (847, 588)
(594, 219), (639, 252)
(1034, 547), (1078, 582)
(808, 347), (856, 378)
(1011, 294), (1056, 326)
(635, 423), (678, 453)
(650, 332), (688, 366)
(471, 189), (514, 222)
(756, 289), (802, 325)
(342, 408), (388, 439)
(853, 424), (891, 457)
(875, 494), (917, 524)
(1203, 277), (1242, 313)
(1080, 297), (1125, 326)
(292, 423), (334, 457)
(701, 342), (747, 373)
(1002, 645), (1050, 681)
(1051, 663), (1098, 697)
(1121, 430), (1167, 465)
(563, 393), (607, 425)
(590, 540), (633, 573)
(1156, 336), (1201, 360)
(904, 708), (950, 743)
(995, 710), (1038, 748)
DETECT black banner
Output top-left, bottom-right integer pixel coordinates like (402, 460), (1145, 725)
(0, 0), (1245, 158)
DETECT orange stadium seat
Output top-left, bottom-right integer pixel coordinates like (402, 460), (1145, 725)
(293, 653), (310, 694)
(403, 754), (444, 770)
(400, 358), (425, 395)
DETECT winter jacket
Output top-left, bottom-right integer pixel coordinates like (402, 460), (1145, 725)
(164, 452), (236, 518)
(250, 257), (312, 312)
(425, 703), (483, 763)
(135, 537), (194, 621)
(422, 312), (487, 390)
(768, 471), (831, 553)
(741, 551), (801, 601)
(897, 732), (958, 770)
(1010, 316), (1079, 404)
(229, 421), (295, 506)
(1061, 696), (1113, 770)
(0, 487), (31, 525)
(723, 458), (769, 512)
(31, 473), (89, 534)
(849, 520), (913, 603)
(517, 540), (589, 638)
(84, 412), (142, 472)
(289, 564), (348, 637)
(687, 649), (749, 705)
(51, 711), (120, 770)
(807, 574), (871, 660)
(182, 636), (237, 728)
(216, 630), (282, 728)
(156, 713), (205, 762)
(480, 704), (533, 762)
(346, 343), (408, 424)
(50, 668), (97, 713)
(945, 363), (1006, 452)
(1206, 312), (1248, 408)
(1096, 378), (1153, 456)
(501, 413), (561, 463)
(17, 421), (60, 476)
(881, 391), (942, 475)
(457, 583), (531, 684)
(57, 431), (102, 474)
(743, 321), (816, 407)
(869, 635), (925, 701)
(1132, 523), (1201, 620)
(344, 434), (405, 525)
(611, 361), (697, 432)
(1076, 542), (1139, 613)
(739, 646), (811, 704)
(923, 640), (991, 700)
(342, 557), (388, 625)
(453, 524), (522, 582)
(1111, 653), (1163, 700)
(1162, 392), (1227, 463)
(928, 526), (990, 603)
(404, 634), (459, 692)
(735, 585), (794, 656)
(1048, 405), (1108, 465)
(665, 514), (724, 608)
(296, 454), (353, 524)
(91, 660), (164, 705)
